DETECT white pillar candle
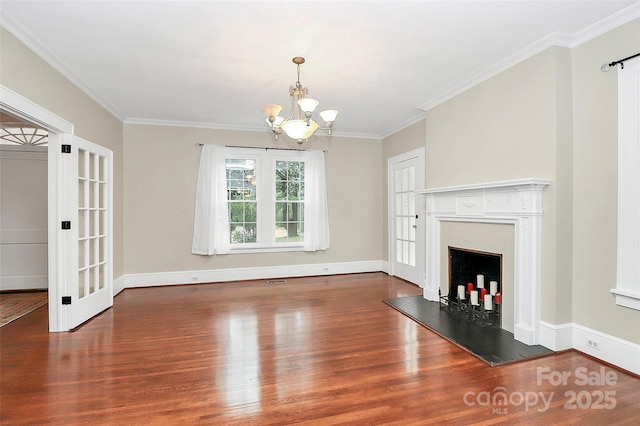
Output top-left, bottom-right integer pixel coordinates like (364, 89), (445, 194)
(457, 285), (466, 300)
(470, 290), (479, 306)
(484, 293), (493, 310)
(477, 274), (485, 289)
(490, 280), (498, 295)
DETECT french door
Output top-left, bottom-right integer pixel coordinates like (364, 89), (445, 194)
(49, 134), (113, 330)
(388, 148), (425, 286)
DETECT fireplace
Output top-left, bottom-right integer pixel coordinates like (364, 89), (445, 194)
(443, 246), (502, 327)
(416, 178), (551, 345)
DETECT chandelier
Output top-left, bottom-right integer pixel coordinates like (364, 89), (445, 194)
(263, 57), (338, 144)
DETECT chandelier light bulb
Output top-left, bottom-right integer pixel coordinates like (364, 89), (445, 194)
(319, 109), (338, 124)
(264, 103), (283, 119)
(298, 98), (319, 113)
(281, 119), (308, 140)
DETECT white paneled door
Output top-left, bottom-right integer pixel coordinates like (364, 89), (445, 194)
(50, 134), (113, 330)
(388, 148), (425, 286)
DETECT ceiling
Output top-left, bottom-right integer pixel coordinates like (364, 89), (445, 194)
(1, 1), (637, 139)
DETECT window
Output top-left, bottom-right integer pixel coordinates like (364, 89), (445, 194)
(612, 56), (640, 310)
(224, 148), (306, 249)
(192, 145), (329, 255)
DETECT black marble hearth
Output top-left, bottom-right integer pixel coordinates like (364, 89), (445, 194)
(383, 295), (553, 366)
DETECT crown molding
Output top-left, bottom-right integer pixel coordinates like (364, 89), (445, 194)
(125, 118), (383, 140)
(380, 110), (427, 140)
(418, 2), (640, 113)
(124, 117), (266, 132)
(0, 18), (125, 122)
(571, 1), (640, 46)
(417, 31), (574, 112)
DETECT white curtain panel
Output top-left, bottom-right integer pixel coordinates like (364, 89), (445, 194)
(192, 144), (230, 255)
(303, 150), (331, 251)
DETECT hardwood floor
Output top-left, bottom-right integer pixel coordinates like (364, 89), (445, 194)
(1, 272), (638, 424)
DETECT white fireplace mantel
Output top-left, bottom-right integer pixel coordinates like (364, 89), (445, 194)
(416, 178), (551, 345)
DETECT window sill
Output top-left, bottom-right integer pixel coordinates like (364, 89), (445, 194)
(230, 245), (304, 254)
(610, 288), (640, 311)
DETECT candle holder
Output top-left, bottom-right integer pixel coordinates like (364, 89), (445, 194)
(439, 288), (500, 328)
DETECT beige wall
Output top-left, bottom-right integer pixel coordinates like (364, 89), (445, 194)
(381, 119), (427, 260)
(571, 19), (640, 343)
(424, 47), (567, 325)
(123, 124), (383, 274)
(0, 28), (125, 279)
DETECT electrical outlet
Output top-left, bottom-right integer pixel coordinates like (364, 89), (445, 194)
(192, 276), (198, 281)
(323, 267), (329, 272)
(586, 338), (600, 350)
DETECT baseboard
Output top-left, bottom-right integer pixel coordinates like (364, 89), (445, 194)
(540, 321), (640, 375)
(0, 275), (48, 291)
(539, 321), (574, 351)
(572, 324), (640, 375)
(123, 260), (387, 288)
(113, 275), (125, 296)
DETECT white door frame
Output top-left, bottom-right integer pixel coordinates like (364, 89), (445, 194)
(1, 85), (73, 331)
(388, 147), (425, 286)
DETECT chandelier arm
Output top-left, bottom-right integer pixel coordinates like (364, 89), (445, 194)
(285, 89), (296, 121)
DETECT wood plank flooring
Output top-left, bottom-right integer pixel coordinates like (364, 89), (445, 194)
(1, 272), (638, 424)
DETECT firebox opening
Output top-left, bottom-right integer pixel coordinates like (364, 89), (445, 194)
(448, 246), (503, 327)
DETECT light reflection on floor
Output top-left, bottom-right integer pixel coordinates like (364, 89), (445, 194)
(217, 310), (261, 413)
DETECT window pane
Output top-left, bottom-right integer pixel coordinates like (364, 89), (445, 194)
(226, 158), (257, 245)
(275, 222), (303, 242)
(230, 223), (257, 243)
(274, 161), (305, 244)
(245, 202), (257, 222)
(276, 202), (286, 221)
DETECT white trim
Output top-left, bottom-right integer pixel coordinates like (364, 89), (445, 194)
(573, 323), (640, 376)
(418, 32), (573, 112)
(0, 16), (124, 122)
(539, 321), (640, 376)
(123, 260), (386, 288)
(417, 3), (640, 114)
(380, 111), (427, 140)
(610, 288), (640, 310)
(0, 86), (75, 332)
(539, 321), (574, 351)
(125, 117), (267, 132)
(113, 275), (125, 296)
(417, 178), (551, 345)
(0, 85), (73, 134)
(125, 117), (382, 140)
(613, 55), (640, 310)
(387, 147), (426, 286)
(572, 2), (640, 46)
(418, 178), (552, 194)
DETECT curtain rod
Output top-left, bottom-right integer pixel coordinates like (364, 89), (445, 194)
(601, 52), (640, 72)
(196, 143), (325, 152)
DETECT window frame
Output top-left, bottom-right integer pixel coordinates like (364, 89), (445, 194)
(611, 56), (640, 310)
(225, 147), (307, 253)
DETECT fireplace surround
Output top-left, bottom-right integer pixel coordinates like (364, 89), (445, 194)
(417, 178), (551, 345)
